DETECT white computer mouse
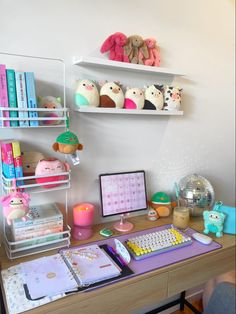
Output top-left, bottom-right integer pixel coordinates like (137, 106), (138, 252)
(192, 232), (213, 245)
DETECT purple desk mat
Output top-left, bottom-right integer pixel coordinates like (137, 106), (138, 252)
(74, 224), (221, 291)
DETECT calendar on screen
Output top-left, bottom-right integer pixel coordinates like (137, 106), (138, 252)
(99, 170), (148, 217)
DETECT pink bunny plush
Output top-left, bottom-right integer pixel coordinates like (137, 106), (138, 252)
(0, 191), (30, 225)
(139, 38), (161, 67)
(100, 32), (130, 62)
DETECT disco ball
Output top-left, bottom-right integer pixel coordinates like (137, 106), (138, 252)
(178, 174), (215, 216)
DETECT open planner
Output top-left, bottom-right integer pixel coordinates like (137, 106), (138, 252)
(20, 244), (123, 299)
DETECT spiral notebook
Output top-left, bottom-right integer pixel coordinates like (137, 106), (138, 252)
(21, 244), (122, 299)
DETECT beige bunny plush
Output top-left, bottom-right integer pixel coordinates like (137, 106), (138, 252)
(124, 35), (149, 64)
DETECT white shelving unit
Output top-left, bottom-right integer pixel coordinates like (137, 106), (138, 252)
(73, 56), (185, 116)
(75, 107), (183, 115)
(73, 56), (185, 77)
(0, 53), (71, 259)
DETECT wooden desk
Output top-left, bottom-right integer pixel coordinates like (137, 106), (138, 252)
(0, 216), (235, 314)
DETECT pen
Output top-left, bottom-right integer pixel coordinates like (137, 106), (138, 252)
(106, 245), (126, 267)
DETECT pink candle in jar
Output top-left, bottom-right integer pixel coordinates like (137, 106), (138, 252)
(73, 203), (94, 226)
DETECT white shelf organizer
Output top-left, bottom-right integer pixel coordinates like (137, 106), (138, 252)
(73, 56), (185, 116)
(0, 52), (68, 128)
(0, 52), (71, 259)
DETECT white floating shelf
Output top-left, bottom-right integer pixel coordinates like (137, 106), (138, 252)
(75, 107), (183, 116)
(73, 56), (185, 77)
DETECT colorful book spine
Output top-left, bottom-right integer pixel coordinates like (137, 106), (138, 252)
(0, 141), (15, 179)
(25, 72), (38, 127)
(11, 141), (24, 186)
(15, 71), (29, 127)
(13, 220), (63, 235)
(0, 64), (10, 127)
(6, 69), (19, 127)
(14, 226), (63, 241)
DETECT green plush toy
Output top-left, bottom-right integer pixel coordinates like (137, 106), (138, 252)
(149, 192), (172, 217)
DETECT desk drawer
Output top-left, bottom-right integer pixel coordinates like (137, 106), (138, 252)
(168, 247), (235, 296)
(32, 272), (168, 314)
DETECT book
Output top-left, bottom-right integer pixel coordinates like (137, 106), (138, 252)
(0, 64), (10, 127)
(25, 72), (38, 127)
(15, 71), (29, 127)
(11, 203), (63, 229)
(20, 244), (121, 299)
(6, 69), (19, 127)
(0, 141), (15, 179)
(11, 140), (24, 186)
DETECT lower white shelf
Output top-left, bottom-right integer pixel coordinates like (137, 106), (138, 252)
(75, 107), (184, 115)
(4, 224), (71, 260)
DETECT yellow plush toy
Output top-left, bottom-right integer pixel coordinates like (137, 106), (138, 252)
(124, 35), (149, 64)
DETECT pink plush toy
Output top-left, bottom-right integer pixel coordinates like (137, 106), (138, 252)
(139, 38), (161, 67)
(35, 158), (70, 189)
(0, 191), (30, 225)
(100, 32), (130, 62)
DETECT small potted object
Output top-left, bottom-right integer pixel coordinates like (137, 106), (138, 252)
(149, 192), (172, 217)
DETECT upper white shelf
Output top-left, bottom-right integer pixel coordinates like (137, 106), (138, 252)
(73, 56), (185, 77)
(75, 107), (183, 116)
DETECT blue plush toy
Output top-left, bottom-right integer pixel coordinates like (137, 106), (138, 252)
(203, 210), (226, 237)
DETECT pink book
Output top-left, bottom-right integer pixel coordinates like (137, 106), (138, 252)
(0, 141), (15, 179)
(0, 64), (10, 127)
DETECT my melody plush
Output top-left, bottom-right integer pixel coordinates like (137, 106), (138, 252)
(143, 84), (164, 110)
(124, 87), (145, 109)
(124, 35), (149, 64)
(99, 81), (124, 108)
(75, 79), (99, 108)
(0, 190), (30, 225)
(163, 86), (182, 111)
(142, 38), (161, 66)
(35, 158), (70, 189)
(38, 96), (63, 125)
(100, 32), (129, 62)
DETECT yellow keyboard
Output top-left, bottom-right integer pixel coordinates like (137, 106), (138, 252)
(125, 227), (192, 260)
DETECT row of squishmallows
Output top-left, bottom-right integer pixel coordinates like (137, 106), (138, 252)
(75, 79), (182, 111)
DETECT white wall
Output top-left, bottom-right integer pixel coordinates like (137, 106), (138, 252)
(0, 0), (235, 226)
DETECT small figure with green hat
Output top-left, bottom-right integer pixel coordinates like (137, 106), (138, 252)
(149, 192), (172, 217)
(52, 117), (83, 165)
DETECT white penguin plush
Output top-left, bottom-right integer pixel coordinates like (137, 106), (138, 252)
(143, 84), (164, 110)
(100, 82), (124, 108)
(163, 86), (182, 111)
(75, 79), (99, 107)
(124, 87), (145, 110)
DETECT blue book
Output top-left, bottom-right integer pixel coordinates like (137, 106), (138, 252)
(25, 72), (38, 127)
(6, 69), (19, 127)
(15, 72), (29, 127)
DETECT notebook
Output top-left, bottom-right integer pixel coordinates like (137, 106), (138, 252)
(20, 244), (121, 299)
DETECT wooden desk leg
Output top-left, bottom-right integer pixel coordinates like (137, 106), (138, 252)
(0, 286), (6, 314)
(145, 291), (202, 314)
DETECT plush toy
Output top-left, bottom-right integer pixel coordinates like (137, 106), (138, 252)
(100, 32), (129, 62)
(203, 210), (226, 237)
(38, 96), (64, 125)
(124, 87), (145, 109)
(141, 38), (161, 67)
(99, 81), (124, 108)
(0, 190), (30, 225)
(35, 158), (70, 189)
(74, 79), (99, 108)
(163, 86), (182, 111)
(149, 192), (172, 217)
(22, 151), (46, 177)
(124, 35), (149, 64)
(52, 130), (83, 155)
(143, 84), (164, 110)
